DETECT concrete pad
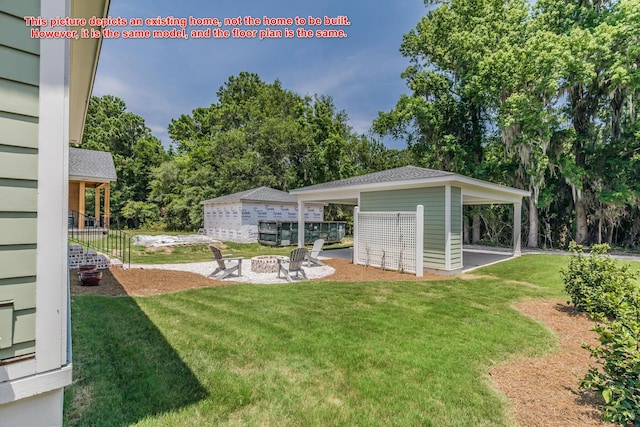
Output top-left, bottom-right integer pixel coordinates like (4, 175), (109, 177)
(462, 249), (515, 273)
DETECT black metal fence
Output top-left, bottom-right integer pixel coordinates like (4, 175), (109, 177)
(68, 210), (131, 268)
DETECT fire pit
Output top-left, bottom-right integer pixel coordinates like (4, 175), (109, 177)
(251, 255), (289, 273)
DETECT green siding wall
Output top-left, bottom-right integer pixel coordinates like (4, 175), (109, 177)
(0, 45), (39, 86)
(0, 341), (36, 360)
(0, 146), (38, 181)
(0, 246), (37, 280)
(11, 309), (35, 344)
(0, 215), (37, 245)
(0, 80), (39, 118)
(0, 278), (36, 310)
(0, 11), (40, 54)
(361, 187), (447, 270)
(0, 2), (39, 361)
(423, 187), (446, 269)
(0, 179), (38, 212)
(0, 114), (39, 149)
(0, 1), (40, 19)
(450, 187), (462, 269)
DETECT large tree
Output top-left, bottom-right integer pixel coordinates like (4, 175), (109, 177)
(79, 95), (167, 227)
(535, 0), (640, 244)
(378, 0), (640, 248)
(374, 0), (529, 244)
(160, 72), (405, 229)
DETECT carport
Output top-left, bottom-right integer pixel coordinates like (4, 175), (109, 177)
(290, 166), (530, 275)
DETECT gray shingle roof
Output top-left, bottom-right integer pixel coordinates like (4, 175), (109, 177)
(200, 186), (298, 205)
(291, 166), (454, 192)
(69, 148), (117, 181)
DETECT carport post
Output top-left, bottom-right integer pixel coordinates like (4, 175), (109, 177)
(514, 201), (522, 256)
(416, 205), (424, 277)
(353, 206), (359, 266)
(297, 199), (305, 248)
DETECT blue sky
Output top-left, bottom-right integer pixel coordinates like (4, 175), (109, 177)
(93, 1), (428, 149)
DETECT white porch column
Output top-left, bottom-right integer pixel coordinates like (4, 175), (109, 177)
(353, 206), (359, 266)
(297, 199), (305, 248)
(513, 201), (522, 256)
(416, 205), (424, 277)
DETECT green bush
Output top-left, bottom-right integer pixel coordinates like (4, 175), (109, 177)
(562, 242), (637, 318)
(580, 311), (640, 426)
(562, 241), (640, 426)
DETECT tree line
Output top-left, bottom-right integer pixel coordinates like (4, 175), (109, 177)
(79, 0), (640, 250)
(79, 74), (407, 231)
(374, 0), (640, 249)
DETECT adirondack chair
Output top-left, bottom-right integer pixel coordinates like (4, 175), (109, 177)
(208, 245), (243, 279)
(305, 238), (325, 266)
(277, 247), (308, 282)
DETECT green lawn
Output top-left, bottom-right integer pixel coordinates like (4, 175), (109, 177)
(63, 255), (640, 426)
(73, 233), (345, 264)
(128, 240), (351, 264)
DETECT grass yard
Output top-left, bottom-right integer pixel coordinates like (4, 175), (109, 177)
(63, 254), (594, 426)
(128, 240), (350, 264)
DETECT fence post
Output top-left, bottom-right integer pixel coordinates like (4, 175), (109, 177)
(416, 205), (424, 277)
(353, 206), (359, 266)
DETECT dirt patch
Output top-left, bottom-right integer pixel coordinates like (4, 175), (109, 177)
(490, 299), (613, 426)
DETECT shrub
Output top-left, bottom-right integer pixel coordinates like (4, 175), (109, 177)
(562, 241), (640, 426)
(562, 242), (637, 318)
(580, 311), (640, 426)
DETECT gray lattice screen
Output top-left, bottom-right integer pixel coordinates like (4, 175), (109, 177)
(355, 211), (417, 273)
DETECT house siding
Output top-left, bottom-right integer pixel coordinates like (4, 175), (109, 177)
(0, 114), (39, 149)
(0, 3), (39, 362)
(450, 186), (462, 269)
(0, 11), (40, 55)
(0, 46), (39, 87)
(360, 187), (447, 270)
(0, 146), (38, 181)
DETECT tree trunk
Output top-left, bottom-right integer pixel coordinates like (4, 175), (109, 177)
(597, 215), (602, 244)
(606, 218), (614, 245)
(575, 198), (588, 244)
(527, 197), (538, 248)
(463, 215), (470, 244)
(569, 84), (596, 246)
(472, 213), (481, 244)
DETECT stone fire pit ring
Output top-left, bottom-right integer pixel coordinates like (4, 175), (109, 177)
(251, 255), (289, 273)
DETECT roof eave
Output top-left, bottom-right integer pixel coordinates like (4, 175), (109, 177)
(68, 0), (110, 145)
(69, 175), (116, 183)
(291, 175), (456, 195)
(292, 174), (530, 204)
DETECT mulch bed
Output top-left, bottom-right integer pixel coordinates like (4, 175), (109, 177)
(70, 261), (611, 425)
(489, 299), (614, 427)
(70, 268), (225, 297)
(69, 258), (444, 297)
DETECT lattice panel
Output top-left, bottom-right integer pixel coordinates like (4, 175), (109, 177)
(356, 211), (417, 273)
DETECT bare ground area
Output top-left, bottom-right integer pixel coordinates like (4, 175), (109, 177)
(70, 261), (610, 426)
